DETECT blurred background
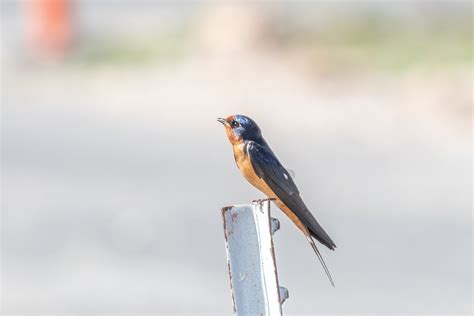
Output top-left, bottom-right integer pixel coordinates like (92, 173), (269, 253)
(1, 1), (472, 315)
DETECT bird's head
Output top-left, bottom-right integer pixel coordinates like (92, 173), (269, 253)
(217, 115), (262, 144)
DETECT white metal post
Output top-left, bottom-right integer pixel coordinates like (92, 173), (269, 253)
(222, 200), (289, 315)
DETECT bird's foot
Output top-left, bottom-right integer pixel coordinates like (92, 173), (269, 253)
(252, 198), (276, 213)
(252, 198), (276, 204)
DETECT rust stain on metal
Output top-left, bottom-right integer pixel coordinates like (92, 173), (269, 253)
(266, 200), (286, 310)
(222, 206), (237, 313)
(221, 205), (234, 212)
(221, 209), (229, 243)
(231, 212), (239, 222)
(227, 258), (236, 313)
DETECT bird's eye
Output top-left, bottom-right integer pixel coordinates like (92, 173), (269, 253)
(231, 120), (240, 128)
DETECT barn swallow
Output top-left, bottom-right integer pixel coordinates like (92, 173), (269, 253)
(218, 115), (336, 287)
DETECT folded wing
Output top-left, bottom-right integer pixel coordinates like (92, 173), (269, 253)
(246, 141), (336, 250)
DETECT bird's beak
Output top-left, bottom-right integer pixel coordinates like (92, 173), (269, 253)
(217, 118), (229, 127)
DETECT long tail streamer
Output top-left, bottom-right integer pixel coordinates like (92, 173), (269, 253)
(307, 236), (335, 287)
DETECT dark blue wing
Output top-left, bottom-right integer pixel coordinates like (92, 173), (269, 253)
(246, 141), (336, 250)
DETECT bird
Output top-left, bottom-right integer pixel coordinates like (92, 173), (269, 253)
(217, 114), (336, 287)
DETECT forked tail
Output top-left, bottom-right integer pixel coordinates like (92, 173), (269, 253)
(307, 235), (335, 287)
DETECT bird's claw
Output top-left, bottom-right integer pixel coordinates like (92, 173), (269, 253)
(252, 198), (276, 204)
(252, 198), (276, 213)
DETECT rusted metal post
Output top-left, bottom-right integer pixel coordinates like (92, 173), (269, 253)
(222, 200), (289, 315)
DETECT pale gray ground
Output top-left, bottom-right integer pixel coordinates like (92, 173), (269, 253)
(2, 2), (472, 315)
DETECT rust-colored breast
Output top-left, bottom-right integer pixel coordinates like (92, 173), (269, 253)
(233, 143), (272, 195)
